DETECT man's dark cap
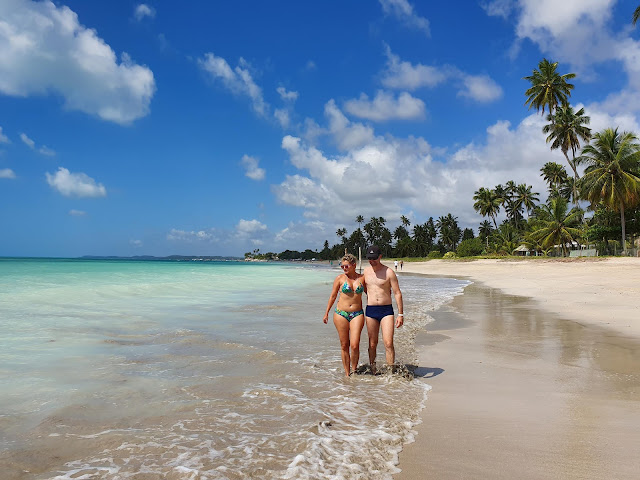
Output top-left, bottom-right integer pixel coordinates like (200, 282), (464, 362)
(366, 245), (382, 259)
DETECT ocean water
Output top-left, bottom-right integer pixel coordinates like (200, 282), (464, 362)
(0, 258), (469, 480)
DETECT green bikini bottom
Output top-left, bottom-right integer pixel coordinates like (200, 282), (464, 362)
(335, 308), (364, 322)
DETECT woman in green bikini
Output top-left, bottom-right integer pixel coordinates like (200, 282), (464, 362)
(323, 253), (367, 376)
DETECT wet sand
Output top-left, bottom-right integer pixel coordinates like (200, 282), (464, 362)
(396, 281), (640, 479)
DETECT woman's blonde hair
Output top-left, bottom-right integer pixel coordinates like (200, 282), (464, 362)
(341, 253), (357, 265)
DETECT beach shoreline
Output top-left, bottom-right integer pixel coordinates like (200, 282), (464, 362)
(394, 258), (640, 479)
(399, 257), (640, 338)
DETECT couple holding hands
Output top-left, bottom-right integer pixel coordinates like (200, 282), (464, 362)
(323, 246), (404, 376)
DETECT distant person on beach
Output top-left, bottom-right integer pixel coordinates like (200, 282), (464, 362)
(363, 245), (404, 372)
(323, 253), (367, 376)
(400, 260), (403, 271)
(394, 260), (398, 271)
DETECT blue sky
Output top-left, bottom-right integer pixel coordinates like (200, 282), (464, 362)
(2, 0), (640, 257)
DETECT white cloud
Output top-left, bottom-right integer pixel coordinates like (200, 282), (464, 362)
(19, 133), (56, 155)
(325, 99), (375, 151)
(274, 108), (290, 128)
(69, 209), (86, 216)
(199, 53), (268, 116)
(379, 0), (430, 36)
(381, 45), (448, 90)
(240, 154), (266, 181)
(130, 239), (143, 247)
(0, 0), (155, 125)
(20, 133), (35, 148)
(457, 74), (503, 103)
(272, 99), (593, 228)
(0, 168), (16, 179)
(235, 219), (268, 246)
(167, 228), (217, 242)
(481, 0), (515, 19)
(500, 0), (640, 117)
(305, 60), (317, 71)
(380, 46), (503, 103)
(344, 90), (425, 121)
(0, 127), (9, 143)
(45, 167), (107, 197)
(134, 4), (155, 21)
(277, 86), (298, 102)
(38, 145), (56, 156)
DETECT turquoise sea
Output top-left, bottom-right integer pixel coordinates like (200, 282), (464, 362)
(0, 258), (469, 479)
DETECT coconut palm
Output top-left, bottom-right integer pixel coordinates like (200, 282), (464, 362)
(515, 184), (540, 219)
(473, 187), (501, 228)
(529, 197), (582, 257)
(578, 128), (640, 254)
(524, 59), (576, 117)
(400, 215), (410, 228)
(542, 105), (591, 202)
(356, 215), (364, 229)
(336, 228), (347, 246)
(633, 6), (640, 25)
(478, 220), (493, 249)
(540, 162), (569, 193)
(436, 214), (462, 251)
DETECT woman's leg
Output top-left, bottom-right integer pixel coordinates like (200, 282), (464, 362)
(349, 314), (365, 373)
(333, 313), (351, 376)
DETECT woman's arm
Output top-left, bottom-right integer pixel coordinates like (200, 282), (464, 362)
(323, 276), (341, 323)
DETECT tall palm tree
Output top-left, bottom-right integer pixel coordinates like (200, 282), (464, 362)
(633, 6), (640, 25)
(530, 197), (582, 257)
(515, 184), (540, 219)
(478, 220), (493, 249)
(355, 215), (365, 253)
(542, 105), (591, 201)
(336, 228), (347, 246)
(400, 215), (411, 228)
(524, 59), (576, 118)
(540, 162), (569, 193)
(578, 128), (640, 254)
(473, 187), (501, 228)
(436, 214), (462, 251)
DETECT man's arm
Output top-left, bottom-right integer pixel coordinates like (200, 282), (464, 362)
(389, 270), (404, 328)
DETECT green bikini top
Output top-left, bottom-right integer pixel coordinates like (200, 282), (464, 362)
(342, 281), (364, 294)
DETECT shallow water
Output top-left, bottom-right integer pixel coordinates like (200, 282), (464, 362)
(0, 259), (469, 479)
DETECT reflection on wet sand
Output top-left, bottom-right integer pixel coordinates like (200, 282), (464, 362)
(396, 281), (640, 480)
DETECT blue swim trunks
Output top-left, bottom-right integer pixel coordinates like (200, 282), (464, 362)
(366, 304), (394, 322)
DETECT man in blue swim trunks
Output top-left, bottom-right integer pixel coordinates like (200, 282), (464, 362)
(363, 245), (404, 372)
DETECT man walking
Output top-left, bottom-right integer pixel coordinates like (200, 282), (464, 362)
(363, 245), (404, 372)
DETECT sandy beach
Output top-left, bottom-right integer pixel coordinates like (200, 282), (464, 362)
(396, 258), (640, 479)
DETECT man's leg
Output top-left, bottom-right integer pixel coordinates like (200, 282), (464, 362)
(366, 316), (380, 369)
(380, 315), (396, 365)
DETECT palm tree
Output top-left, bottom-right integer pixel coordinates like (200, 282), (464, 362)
(356, 215), (364, 229)
(436, 214), (462, 251)
(524, 59), (576, 118)
(633, 6), (640, 25)
(578, 128), (640, 254)
(336, 228), (347, 246)
(529, 197), (582, 257)
(542, 105), (591, 201)
(515, 184), (540, 219)
(478, 220), (493, 249)
(540, 162), (569, 194)
(473, 187), (501, 228)
(400, 215), (410, 228)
